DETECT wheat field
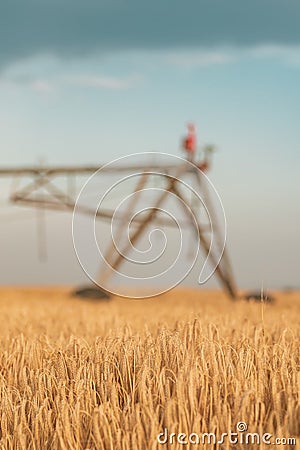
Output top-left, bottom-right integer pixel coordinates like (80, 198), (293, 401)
(0, 287), (299, 449)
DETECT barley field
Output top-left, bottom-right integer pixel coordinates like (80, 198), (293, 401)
(0, 287), (299, 450)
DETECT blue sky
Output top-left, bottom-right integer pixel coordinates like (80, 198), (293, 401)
(0, 1), (299, 290)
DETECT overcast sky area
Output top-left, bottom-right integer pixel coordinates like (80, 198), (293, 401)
(0, 0), (299, 291)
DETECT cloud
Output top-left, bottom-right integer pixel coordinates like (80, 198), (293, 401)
(0, 73), (141, 94)
(66, 75), (141, 90)
(0, 0), (300, 70)
(250, 45), (300, 67)
(0, 76), (57, 95)
(164, 50), (235, 68)
(30, 79), (55, 93)
(161, 45), (300, 69)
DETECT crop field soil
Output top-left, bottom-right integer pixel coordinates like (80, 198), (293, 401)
(0, 287), (299, 450)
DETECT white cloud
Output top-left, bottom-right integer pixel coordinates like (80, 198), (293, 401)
(1, 45), (299, 97)
(29, 79), (55, 93)
(0, 73), (142, 95)
(0, 75), (55, 93)
(162, 45), (300, 69)
(250, 45), (300, 67)
(66, 74), (141, 90)
(164, 49), (235, 68)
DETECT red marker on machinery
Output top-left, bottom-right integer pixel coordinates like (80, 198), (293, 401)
(183, 123), (197, 160)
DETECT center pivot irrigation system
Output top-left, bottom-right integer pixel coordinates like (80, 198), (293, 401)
(0, 126), (238, 300)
